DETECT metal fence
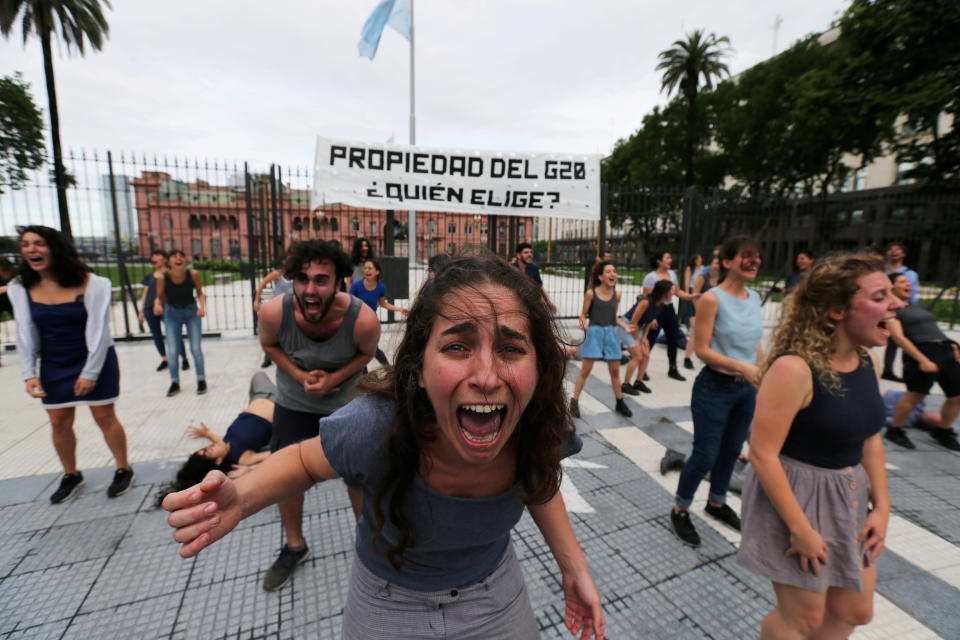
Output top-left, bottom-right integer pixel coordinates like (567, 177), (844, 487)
(2, 150), (959, 350)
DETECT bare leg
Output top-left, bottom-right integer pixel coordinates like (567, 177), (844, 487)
(572, 359), (596, 401)
(607, 360), (622, 400)
(761, 581), (828, 640)
(47, 407), (78, 474)
(684, 316), (696, 360)
(939, 395), (960, 431)
(810, 564), (876, 639)
(89, 404), (130, 469)
(624, 345), (641, 384)
(891, 391), (925, 427)
(279, 494), (306, 548)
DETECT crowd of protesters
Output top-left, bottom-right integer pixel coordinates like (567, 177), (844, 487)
(6, 224), (959, 640)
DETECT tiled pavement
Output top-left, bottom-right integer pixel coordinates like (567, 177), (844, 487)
(0, 325), (958, 639)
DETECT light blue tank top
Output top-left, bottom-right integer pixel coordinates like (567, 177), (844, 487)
(710, 287), (762, 365)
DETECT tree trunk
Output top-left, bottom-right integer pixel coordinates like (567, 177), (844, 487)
(40, 29), (72, 242)
(685, 87), (697, 188)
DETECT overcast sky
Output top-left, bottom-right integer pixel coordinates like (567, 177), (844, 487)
(3, 0), (850, 169)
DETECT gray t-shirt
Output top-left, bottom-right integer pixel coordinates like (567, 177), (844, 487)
(318, 395), (525, 591)
(896, 302), (945, 345)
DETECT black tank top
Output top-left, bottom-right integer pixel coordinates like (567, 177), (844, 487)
(588, 288), (617, 326)
(164, 272), (196, 307)
(780, 353), (884, 469)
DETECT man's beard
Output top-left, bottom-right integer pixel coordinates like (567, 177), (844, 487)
(295, 291), (336, 324)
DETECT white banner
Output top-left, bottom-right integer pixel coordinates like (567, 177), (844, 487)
(311, 136), (601, 220)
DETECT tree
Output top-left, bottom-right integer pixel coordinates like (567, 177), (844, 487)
(0, 72), (45, 193)
(0, 0), (113, 241)
(656, 29), (732, 188)
(838, 0), (960, 183)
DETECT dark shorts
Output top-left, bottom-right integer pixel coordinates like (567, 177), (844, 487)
(903, 341), (960, 397)
(269, 403), (328, 452)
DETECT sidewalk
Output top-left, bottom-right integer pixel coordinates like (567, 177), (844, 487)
(0, 328), (958, 639)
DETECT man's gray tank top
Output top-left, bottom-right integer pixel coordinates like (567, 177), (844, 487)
(275, 293), (364, 415)
(588, 288), (617, 326)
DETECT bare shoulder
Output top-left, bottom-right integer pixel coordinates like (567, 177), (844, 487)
(259, 295), (284, 328)
(765, 354), (811, 384)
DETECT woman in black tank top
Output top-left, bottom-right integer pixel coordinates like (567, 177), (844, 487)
(883, 272), (960, 451)
(738, 253), (900, 639)
(153, 249), (207, 396)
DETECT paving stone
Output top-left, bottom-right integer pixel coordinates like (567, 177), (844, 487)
(14, 516), (134, 573)
(172, 574), (281, 639)
(63, 592), (181, 640)
(0, 558), (103, 631)
(80, 544), (192, 612)
(0, 474), (58, 507)
(0, 618), (71, 640)
(188, 522), (281, 588)
(0, 501), (64, 537)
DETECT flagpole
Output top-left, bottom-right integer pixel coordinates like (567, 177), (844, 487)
(407, 0), (417, 269)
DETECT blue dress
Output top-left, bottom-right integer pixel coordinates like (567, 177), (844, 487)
(30, 299), (120, 407)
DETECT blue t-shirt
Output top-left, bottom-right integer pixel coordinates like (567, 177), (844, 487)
(141, 273), (159, 307)
(522, 262), (543, 286)
(710, 288), (762, 365)
(886, 265), (919, 304)
(349, 280), (386, 312)
(317, 395), (578, 591)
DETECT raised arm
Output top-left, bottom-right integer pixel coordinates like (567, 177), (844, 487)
(748, 355), (827, 575)
(253, 270), (280, 312)
(529, 491), (605, 640)
(378, 296), (408, 315)
(163, 434), (339, 558)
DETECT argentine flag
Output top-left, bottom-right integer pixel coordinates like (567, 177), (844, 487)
(358, 0), (411, 60)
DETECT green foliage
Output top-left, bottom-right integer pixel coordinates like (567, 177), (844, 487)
(191, 258), (243, 273)
(0, 73), (45, 193)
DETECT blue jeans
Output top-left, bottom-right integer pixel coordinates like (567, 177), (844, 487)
(675, 368), (756, 508)
(144, 306), (184, 359)
(163, 304), (205, 383)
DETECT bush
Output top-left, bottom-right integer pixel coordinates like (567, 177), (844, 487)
(192, 258), (242, 272)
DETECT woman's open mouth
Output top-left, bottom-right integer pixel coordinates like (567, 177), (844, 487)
(457, 404), (506, 448)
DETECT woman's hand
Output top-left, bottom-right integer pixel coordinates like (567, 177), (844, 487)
(74, 378), (96, 396)
(859, 507), (889, 561)
(253, 299), (261, 313)
(579, 318), (587, 332)
(197, 306), (205, 318)
(186, 422), (213, 441)
(25, 377), (46, 398)
(561, 569), (605, 640)
(650, 319), (658, 331)
(137, 310), (145, 324)
(785, 526), (829, 575)
(153, 302), (163, 316)
(920, 359), (939, 374)
(163, 470), (243, 558)
(739, 362), (761, 386)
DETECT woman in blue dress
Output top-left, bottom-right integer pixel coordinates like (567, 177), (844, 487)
(8, 226), (134, 504)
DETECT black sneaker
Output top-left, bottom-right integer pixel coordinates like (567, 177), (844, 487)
(704, 502), (741, 530)
(182, 358), (190, 371)
(642, 373), (650, 381)
(107, 468), (135, 498)
(570, 398), (580, 419)
(263, 544), (310, 591)
(632, 379), (652, 393)
(668, 367), (687, 382)
(166, 382), (181, 397)
(670, 509), (700, 547)
(156, 360), (168, 372)
(621, 382), (640, 396)
(50, 472), (84, 504)
(932, 428), (960, 452)
(683, 357), (695, 370)
(261, 356), (272, 368)
(881, 371), (903, 382)
(197, 380), (207, 395)
(615, 398), (632, 417)
(884, 427), (915, 449)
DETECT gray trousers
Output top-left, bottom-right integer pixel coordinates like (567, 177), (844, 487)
(340, 544), (539, 640)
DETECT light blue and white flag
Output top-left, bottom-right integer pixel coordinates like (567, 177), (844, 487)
(358, 0), (411, 60)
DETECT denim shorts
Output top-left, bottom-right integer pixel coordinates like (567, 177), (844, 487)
(581, 325), (621, 360)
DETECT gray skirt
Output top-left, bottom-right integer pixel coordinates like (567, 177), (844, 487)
(341, 543), (538, 640)
(736, 455), (873, 593)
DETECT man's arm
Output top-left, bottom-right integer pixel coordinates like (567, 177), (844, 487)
(302, 302), (380, 397)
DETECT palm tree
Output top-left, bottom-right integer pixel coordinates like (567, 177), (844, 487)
(656, 29), (731, 187)
(1, 0), (112, 242)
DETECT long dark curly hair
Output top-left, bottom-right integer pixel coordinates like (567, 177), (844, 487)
(360, 250), (572, 570)
(15, 225), (91, 289)
(351, 237), (375, 266)
(154, 452), (232, 508)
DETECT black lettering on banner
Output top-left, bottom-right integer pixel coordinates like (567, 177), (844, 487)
(430, 155), (447, 175)
(387, 151), (403, 172)
(367, 181), (382, 198)
(447, 187), (463, 203)
(511, 191), (527, 207)
(548, 192), (560, 208)
(413, 153), (428, 173)
(429, 185), (444, 201)
(524, 160), (538, 179)
(330, 145), (347, 166)
(491, 158), (506, 178)
(507, 159), (525, 179)
(529, 192), (543, 208)
(369, 149), (384, 170)
(386, 183), (404, 201)
(470, 189), (484, 205)
(403, 184), (423, 201)
(487, 190), (503, 207)
(349, 147), (366, 169)
(449, 156), (466, 176)
(468, 157), (484, 177)
(574, 162), (585, 179)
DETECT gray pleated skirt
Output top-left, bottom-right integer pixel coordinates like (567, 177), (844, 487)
(736, 455), (873, 593)
(340, 543), (539, 640)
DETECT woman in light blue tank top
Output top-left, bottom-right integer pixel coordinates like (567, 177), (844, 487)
(670, 236), (764, 548)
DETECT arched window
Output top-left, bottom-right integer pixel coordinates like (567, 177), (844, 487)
(292, 217), (303, 231)
(229, 215), (238, 230)
(352, 217), (360, 232)
(188, 215), (200, 230)
(330, 218), (339, 232)
(312, 218), (321, 231)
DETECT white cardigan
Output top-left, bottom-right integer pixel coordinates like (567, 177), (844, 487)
(8, 274), (115, 382)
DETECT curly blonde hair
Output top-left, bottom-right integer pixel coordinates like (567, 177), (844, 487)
(761, 252), (885, 394)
